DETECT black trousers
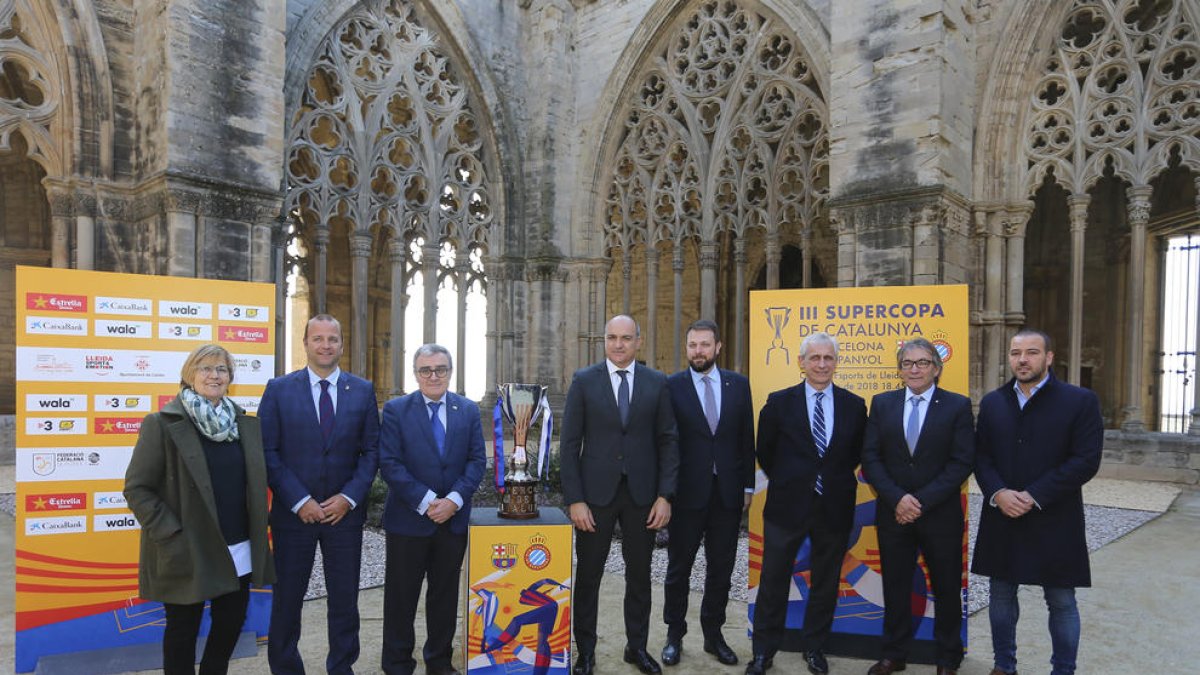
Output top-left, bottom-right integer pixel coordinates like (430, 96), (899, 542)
(876, 515), (964, 668)
(662, 478), (741, 642)
(752, 509), (851, 657)
(162, 575), (250, 675)
(574, 480), (655, 656)
(381, 527), (468, 675)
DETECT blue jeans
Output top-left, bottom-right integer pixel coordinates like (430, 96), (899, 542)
(988, 578), (1080, 675)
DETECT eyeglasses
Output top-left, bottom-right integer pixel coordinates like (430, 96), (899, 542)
(416, 366), (451, 379)
(900, 359), (934, 370)
(198, 365), (230, 376)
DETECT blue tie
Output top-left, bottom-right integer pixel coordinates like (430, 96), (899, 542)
(318, 380), (334, 441)
(906, 395), (924, 454)
(617, 370), (630, 426)
(429, 401), (445, 455)
(812, 391), (827, 495)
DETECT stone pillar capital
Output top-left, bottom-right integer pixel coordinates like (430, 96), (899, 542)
(699, 240), (720, 268)
(350, 232), (373, 258)
(1068, 194), (1090, 231)
(1126, 185), (1153, 225)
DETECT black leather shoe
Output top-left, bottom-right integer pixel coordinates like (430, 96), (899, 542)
(703, 638), (738, 665)
(804, 649), (829, 674)
(661, 641), (682, 666)
(624, 647), (663, 675)
(744, 654), (774, 675)
(867, 658), (907, 675)
(572, 652), (595, 675)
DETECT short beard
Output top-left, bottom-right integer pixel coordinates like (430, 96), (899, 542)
(689, 357), (716, 373)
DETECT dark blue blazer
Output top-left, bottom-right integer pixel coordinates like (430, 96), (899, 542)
(378, 391), (486, 536)
(260, 368), (380, 528)
(756, 382), (866, 530)
(667, 368), (755, 511)
(861, 385), (975, 531)
(972, 375), (1102, 588)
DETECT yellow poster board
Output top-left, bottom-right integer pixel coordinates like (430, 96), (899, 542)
(748, 285), (969, 657)
(14, 266), (275, 672)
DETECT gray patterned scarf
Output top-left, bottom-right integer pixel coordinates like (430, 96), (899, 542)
(179, 387), (240, 442)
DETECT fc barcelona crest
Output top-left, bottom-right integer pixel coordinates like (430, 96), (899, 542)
(491, 543), (518, 569)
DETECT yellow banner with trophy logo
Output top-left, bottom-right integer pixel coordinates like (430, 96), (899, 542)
(748, 285), (969, 659)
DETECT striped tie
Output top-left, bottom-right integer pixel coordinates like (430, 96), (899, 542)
(812, 391), (827, 495)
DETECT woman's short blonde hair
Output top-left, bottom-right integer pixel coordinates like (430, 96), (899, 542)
(179, 344), (236, 388)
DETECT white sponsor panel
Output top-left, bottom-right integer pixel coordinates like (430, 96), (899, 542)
(159, 322), (214, 341)
(93, 491), (129, 510)
(25, 417), (88, 436)
(16, 347), (189, 383)
(94, 296), (153, 316)
(219, 304), (270, 322)
(25, 315), (89, 336)
(93, 514), (140, 532)
(159, 300), (213, 319)
(228, 354), (275, 385)
(16, 447), (135, 482)
(95, 320), (153, 339)
(94, 394), (153, 412)
(26, 515), (88, 536)
(25, 394), (88, 412)
(228, 395), (261, 413)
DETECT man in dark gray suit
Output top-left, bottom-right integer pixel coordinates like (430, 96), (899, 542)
(560, 314), (680, 675)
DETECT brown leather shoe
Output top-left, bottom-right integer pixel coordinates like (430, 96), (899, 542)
(866, 659), (907, 675)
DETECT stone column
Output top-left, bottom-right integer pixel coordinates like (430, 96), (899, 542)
(74, 194), (95, 270)
(764, 231), (781, 290)
(800, 229), (813, 288)
(733, 236), (748, 372)
(621, 248), (633, 315)
(273, 214), (288, 375)
(1192, 182), (1200, 436)
(594, 259), (611, 363)
(832, 212), (856, 287)
(672, 241), (685, 372)
(981, 210), (1006, 390)
(1004, 206), (1032, 329)
(314, 228), (329, 313)
(165, 189), (201, 277)
(349, 232), (373, 376)
(43, 183), (71, 268)
(1122, 186), (1153, 432)
(645, 245), (659, 368)
(1067, 194), (1090, 385)
(389, 238), (407, 395)
(455, 250), (471, 394)
(422, 243), (441, 344)
(699, 240), (720, 320)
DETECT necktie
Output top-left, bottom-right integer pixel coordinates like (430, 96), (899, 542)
(906, 395), (924, 454)
(429, 401), (446, 455)
(318, 379), (334, 441)
(616, 370), (630, 426)
(702, 375), (719, 434)
(812, 391), (827, 495)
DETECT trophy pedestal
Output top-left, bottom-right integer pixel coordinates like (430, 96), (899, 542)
(498, 479), (539, 519)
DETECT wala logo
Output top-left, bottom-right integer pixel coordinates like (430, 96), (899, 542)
(25, 316), (88, 336)
(26, 515), (87, 536)
(94, 514), (140, 532)
(26, 493), (87, 511)
(26, 293), (87, 313)
(220, 326), (269, 343)
(27, 394), (87, 411)
(95, 296), (153, 316)
(86, 354), (115, 373)
(95, 417), (143, 434)
(159, 300), (213, 319)
(94, 491), (128, 510)
(96, 320), (152, 338)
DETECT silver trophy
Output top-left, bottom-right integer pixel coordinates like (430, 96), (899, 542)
(497, 383), (549, 519)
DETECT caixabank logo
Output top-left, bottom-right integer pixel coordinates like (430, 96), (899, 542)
(25, 493), (87, 512)
(95, 296), (153, 316)
(26, 293), (87, 313)
(26, 515), (87, 536)
(93, 491), (128, 510)
(25, 316), (88, 336)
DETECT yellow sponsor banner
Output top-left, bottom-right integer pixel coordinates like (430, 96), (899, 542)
(748, 285), (969, 654)
(463, 519), (573, 674)
(14, 266), (275, 672)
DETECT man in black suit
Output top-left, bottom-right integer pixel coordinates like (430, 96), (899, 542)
(560, 314), (680, 675)
(660, 320), (754, 668)
(861, 338), (975, 675)
(748, 332), (867, 675)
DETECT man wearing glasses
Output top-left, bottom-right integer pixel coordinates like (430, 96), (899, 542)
(861, 338), (975, 675)
(260, 314), (381, 675)
(378, 344), (486, 675)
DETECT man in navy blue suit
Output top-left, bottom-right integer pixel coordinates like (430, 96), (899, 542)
(378, 343), (486, 675)
(861, 338), (975, 675)
(661, 320), (754, 668)
(260, 314), (381, 675)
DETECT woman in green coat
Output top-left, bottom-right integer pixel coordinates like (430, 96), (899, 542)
(124, 344), (276, 675)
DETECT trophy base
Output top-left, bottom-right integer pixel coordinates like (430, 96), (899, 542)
(498, 479), (539, 520)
